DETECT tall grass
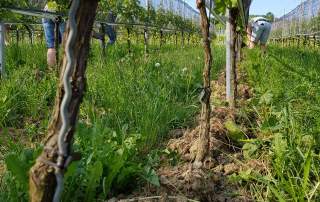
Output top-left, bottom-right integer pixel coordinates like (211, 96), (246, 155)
(0, 40), (225, 201)
(241, 46), (320, 201)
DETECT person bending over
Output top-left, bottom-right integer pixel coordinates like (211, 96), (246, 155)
(42, 1), (65, 67)
(247, 16), (271, 53)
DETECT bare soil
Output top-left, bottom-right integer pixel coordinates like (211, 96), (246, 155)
(117, 71), (267, 202)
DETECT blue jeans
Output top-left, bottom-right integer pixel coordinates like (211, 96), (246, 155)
(42, 18), (65, 48)
(105, 25), (116, 45)
(93, 24), (117, 45)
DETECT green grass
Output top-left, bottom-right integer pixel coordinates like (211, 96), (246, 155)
(240, 45), (320, 201)
(0, 40), (225, 201)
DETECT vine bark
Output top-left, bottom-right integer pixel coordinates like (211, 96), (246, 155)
(29, 1), (98, 201)
(194, 0), (213, 166)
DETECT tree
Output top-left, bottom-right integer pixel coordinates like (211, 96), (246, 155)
(29, 0), (98, 201)
(266, 12), (275, 22)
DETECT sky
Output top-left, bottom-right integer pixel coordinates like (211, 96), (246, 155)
(185, 0), (302, 17)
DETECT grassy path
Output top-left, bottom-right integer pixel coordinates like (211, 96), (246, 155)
(238, 46), (320, 201)
(0, 42), (225, 201)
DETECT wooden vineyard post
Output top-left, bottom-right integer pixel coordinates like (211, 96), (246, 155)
(304, 35), (307, 47)
(289, 37), (291, 47)
(181, 30), (185, 47)
(127, 27), (131, 53)
(22, 30), (25, 43)
(29, 0), (98, 201)
(99, 23), (106, 56)
(24, 24), (34, 45)
(16, 29), (20, 45)
(175, 31), (178, 46)
(0, 22), (5, 78)
(160, 29), (163, 48)
(194, 0), (213, 167)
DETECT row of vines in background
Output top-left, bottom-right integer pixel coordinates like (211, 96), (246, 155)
(1, 0), (202, 57)
(0, 0), (254, 201)
(271, 9), (320, 48)
(271, 34), (320, 48)
(0, 0), (199, 36)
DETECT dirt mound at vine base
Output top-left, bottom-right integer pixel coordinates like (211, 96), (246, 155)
(118, 71), (261, 201)
(150, 72), (256, 201)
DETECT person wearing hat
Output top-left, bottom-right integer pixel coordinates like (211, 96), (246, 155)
(247, 16), (272, 53)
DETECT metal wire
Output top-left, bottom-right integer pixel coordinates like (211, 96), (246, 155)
(53, 0), (79, 201)
(4, 21), (193, 33)
(3, 7), (65, 20)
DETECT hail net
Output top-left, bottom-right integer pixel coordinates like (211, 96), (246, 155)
(272, 0), (320, 37)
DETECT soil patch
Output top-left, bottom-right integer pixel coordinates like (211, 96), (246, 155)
(115, 71), (265, 202)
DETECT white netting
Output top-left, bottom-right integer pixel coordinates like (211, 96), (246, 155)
(272, 0), (320, 37)
(139, 0), (200, 23)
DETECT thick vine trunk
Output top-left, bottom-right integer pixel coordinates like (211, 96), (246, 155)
(181, 30), (185, 47)
(230, 8), (238, 107)
(135, 31), (139, 44)
(127, 27), (131, 53)
(175, 32), (178, 46)
(160, 30), (163, 48)
(29, 1), (98, 201)
(24, 24), (34, 44)
(16, 29), (20, 45)
(99, 23), (106, 56)
(194, 0), (212, 166)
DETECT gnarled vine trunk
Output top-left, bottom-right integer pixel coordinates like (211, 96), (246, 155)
(230, 8), (238, 107)
(194, 0), (213, 166)
(29, 1), (98, 201)
(127, 27), (131, 53)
